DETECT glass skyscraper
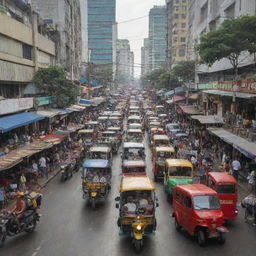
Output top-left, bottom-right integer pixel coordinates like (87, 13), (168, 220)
(88, 0), (116, 64)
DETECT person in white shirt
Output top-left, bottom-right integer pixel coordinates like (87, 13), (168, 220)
(247, 170), (255, 193)
(231, 158), (241, 181)
(39, 156), (47, 178)
(139, 193), (149, 206)
(123, 196), (136, 213)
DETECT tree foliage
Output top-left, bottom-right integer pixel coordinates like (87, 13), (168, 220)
(33, 66), (80, 108)
(197, 16), (256, 77)
(172, 61), (195, 82)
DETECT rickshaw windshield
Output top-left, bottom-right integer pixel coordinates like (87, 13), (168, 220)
(83, 168), (110, 183)
(217, 184), (236, 194)
(155, 140), (169, 147)
(91, 152), (108, 159)
(169, 166), (192, 177)
(121, 190), (154, 215)
(124, 148), (145, 159)
(123, 167), (145, 174)
(157, 152), (173, 158)
(193, 195), (220, 210)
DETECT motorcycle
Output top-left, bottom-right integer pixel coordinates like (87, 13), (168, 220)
(60, 163), (74, 181)
(0, 209), (40, 244)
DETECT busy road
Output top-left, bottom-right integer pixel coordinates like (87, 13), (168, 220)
(0, 131), (255, 256)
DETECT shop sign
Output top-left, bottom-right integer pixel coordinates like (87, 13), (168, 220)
(34, 96), (55, 106)
(198, 78), (256, 93)
(0, 98), (33, 115)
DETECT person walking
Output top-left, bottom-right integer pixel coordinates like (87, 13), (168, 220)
(247, 170), (255, 194)
(231, 158), (241, 181)
(39, 155), (48, 178)
(19, 173), (27, 192)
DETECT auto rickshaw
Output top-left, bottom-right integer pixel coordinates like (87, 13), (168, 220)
(125, 129), (143, 143)
(206, 172), (238, 220)
(122, 160), (146, 175)
(164, 159), (193, 202)
(152, 146), (175, 181)
(122, 142), (145, 161)
(128, 123), (143, 131)
(84, 121), (99, 132)
(148, 121), (161, 131)
(155, 105), (165, 115)
(151, 134), (170, 149)
(82, 159), (111, 209)
(88, 145), (112, 161)
(115, 176), (158, 253)
(127, 115), (142, 126)
(78, 129), (94, 149)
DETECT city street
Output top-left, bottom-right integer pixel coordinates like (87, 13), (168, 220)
(1, 134), (255, 256)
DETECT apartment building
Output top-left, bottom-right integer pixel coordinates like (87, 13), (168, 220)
(0, 0), (55, 98)
(141, 38), (150, 76)
(166, 0), (188, 68)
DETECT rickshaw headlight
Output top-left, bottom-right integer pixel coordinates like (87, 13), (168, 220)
(136, 225), (142, 231)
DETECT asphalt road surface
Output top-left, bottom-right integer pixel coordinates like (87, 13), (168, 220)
(1, 134), (256, 256)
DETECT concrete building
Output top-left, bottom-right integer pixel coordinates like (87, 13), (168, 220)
(148, 6), (167, 71)
(188, 0), (256, 82)
(166, 0), (188, 68)
(31, 0), (82, 81)
(141, 38), (150, 76)
(80, 0), (88, 75)
(116, 39), (134, 83)
(87, 0), (116, 64)
(0, 0), (55, 98)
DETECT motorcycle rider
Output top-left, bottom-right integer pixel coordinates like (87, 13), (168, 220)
(10, 192), (27, 230)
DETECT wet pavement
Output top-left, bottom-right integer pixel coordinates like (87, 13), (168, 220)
(1, 134), (256, 256)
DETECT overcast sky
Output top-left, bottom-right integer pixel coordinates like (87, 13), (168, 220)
(116, 0), (166, 77)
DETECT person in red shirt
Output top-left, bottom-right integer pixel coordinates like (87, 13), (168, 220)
(10, 193), (27, 228)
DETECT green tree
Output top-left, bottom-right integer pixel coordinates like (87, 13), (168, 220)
(158, 72), (181, 89)
(172, 61), (195, 83)
(197, 16), (256, 78)
(33, 66), (80, 108)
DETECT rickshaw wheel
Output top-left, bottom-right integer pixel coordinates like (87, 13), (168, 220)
(91, 198), (96, 209)
(218, 233), (226, 245)
(174, 217), (181, 231)
(134, 239), (143, 253)
(197, 229), (206, 246)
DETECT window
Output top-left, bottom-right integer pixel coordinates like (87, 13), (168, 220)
(217, 184), (236, 194)
(225, 3), (235, 19)
(200, 1), (208, 23)
(183, 196), (192, 208)
(175, 6), (179, 11)
(181, 37), (186, 42)
(174, 14), (179, 19)
(193, 195), (220, 210)
(176, 0), (180, 3)
(181, 14), (186, 19)
(169, 166), (191, 176)
(182, 0), (186, 2)
(181, 23), (186, 28)
(179, 48), (185, 57)
(22, 44), (32, 60)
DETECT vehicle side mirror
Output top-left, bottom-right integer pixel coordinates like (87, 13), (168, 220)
(156, 202), (159, 207)
(156, 197), (159, 201)
(115, 196), (120, 201)
(116, 203), (119, 209)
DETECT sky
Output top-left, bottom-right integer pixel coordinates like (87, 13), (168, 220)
(116, 0), (166, 77)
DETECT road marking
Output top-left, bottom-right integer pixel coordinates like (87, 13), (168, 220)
(31, 246), (41, 256)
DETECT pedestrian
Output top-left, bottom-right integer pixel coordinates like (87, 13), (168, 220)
(19, 173), (27, 192)
(247, 170), (255, 194)
(231, 157), (241, 181)
(224, 160), (231, 173)
(39, 155), (48, 178)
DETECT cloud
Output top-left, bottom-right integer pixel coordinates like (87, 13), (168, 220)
(116, 0), (166, 77)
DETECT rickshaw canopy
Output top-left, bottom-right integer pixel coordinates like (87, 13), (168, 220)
(120, 176), (155, 192)
(155, 146), (175, 152)
(165, 159), (193, 168)
(78, 129), (94, 134)
(123, 142), (144, 148)
(208, 172), (237, 184)
(83, 159), (110, 169)
(123, 160), (146, 168)
(89, 146), (111, 153)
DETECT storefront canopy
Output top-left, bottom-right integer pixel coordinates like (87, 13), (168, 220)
(0, 112), (45, 133)
(80, 99), (93, 105)
(207, 128), (256, 160)
(179, 105), (202, 115)
(202, 90), (256, 99)
(191, 115), (224, 124)
(35, 110), (58, 118)
(188, 93), (199, 100)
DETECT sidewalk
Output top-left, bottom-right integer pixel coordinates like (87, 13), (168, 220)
(2, 166), (62, 211)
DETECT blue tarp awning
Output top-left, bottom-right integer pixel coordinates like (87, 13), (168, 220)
(80, 77), (88, 83)
(0, 112), (45, 133)
(164, 90), (174, 96)
(90, 80), (99, 86)
(50, 108), (73, 114)
(80, 99), (93, 105)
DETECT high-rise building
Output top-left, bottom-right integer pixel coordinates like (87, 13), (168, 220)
(148, 6), (167, 71)
(116, 39), (134, 82)
(166, 0), (188, 68)
(87, 0), (116, 65)
(31, 0), (82, 80)
(141, 38), (150, 76)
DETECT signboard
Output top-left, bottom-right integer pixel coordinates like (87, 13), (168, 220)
(0, 98), (33, 115)
(198, 77), (256, 93)
(34, 96), (55, 107)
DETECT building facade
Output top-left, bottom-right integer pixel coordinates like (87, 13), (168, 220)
(148, 6), (167, 71)
(80, 0), (88, 75)
(87, 0), (116, 64)
(0, 0), (55, 98)
(31, 0), (82, 81)
(116, 39), (134, 83)
(166, 0), (188, 68)
(188, 0), (256, 82)
(141, 38), (150, 76)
